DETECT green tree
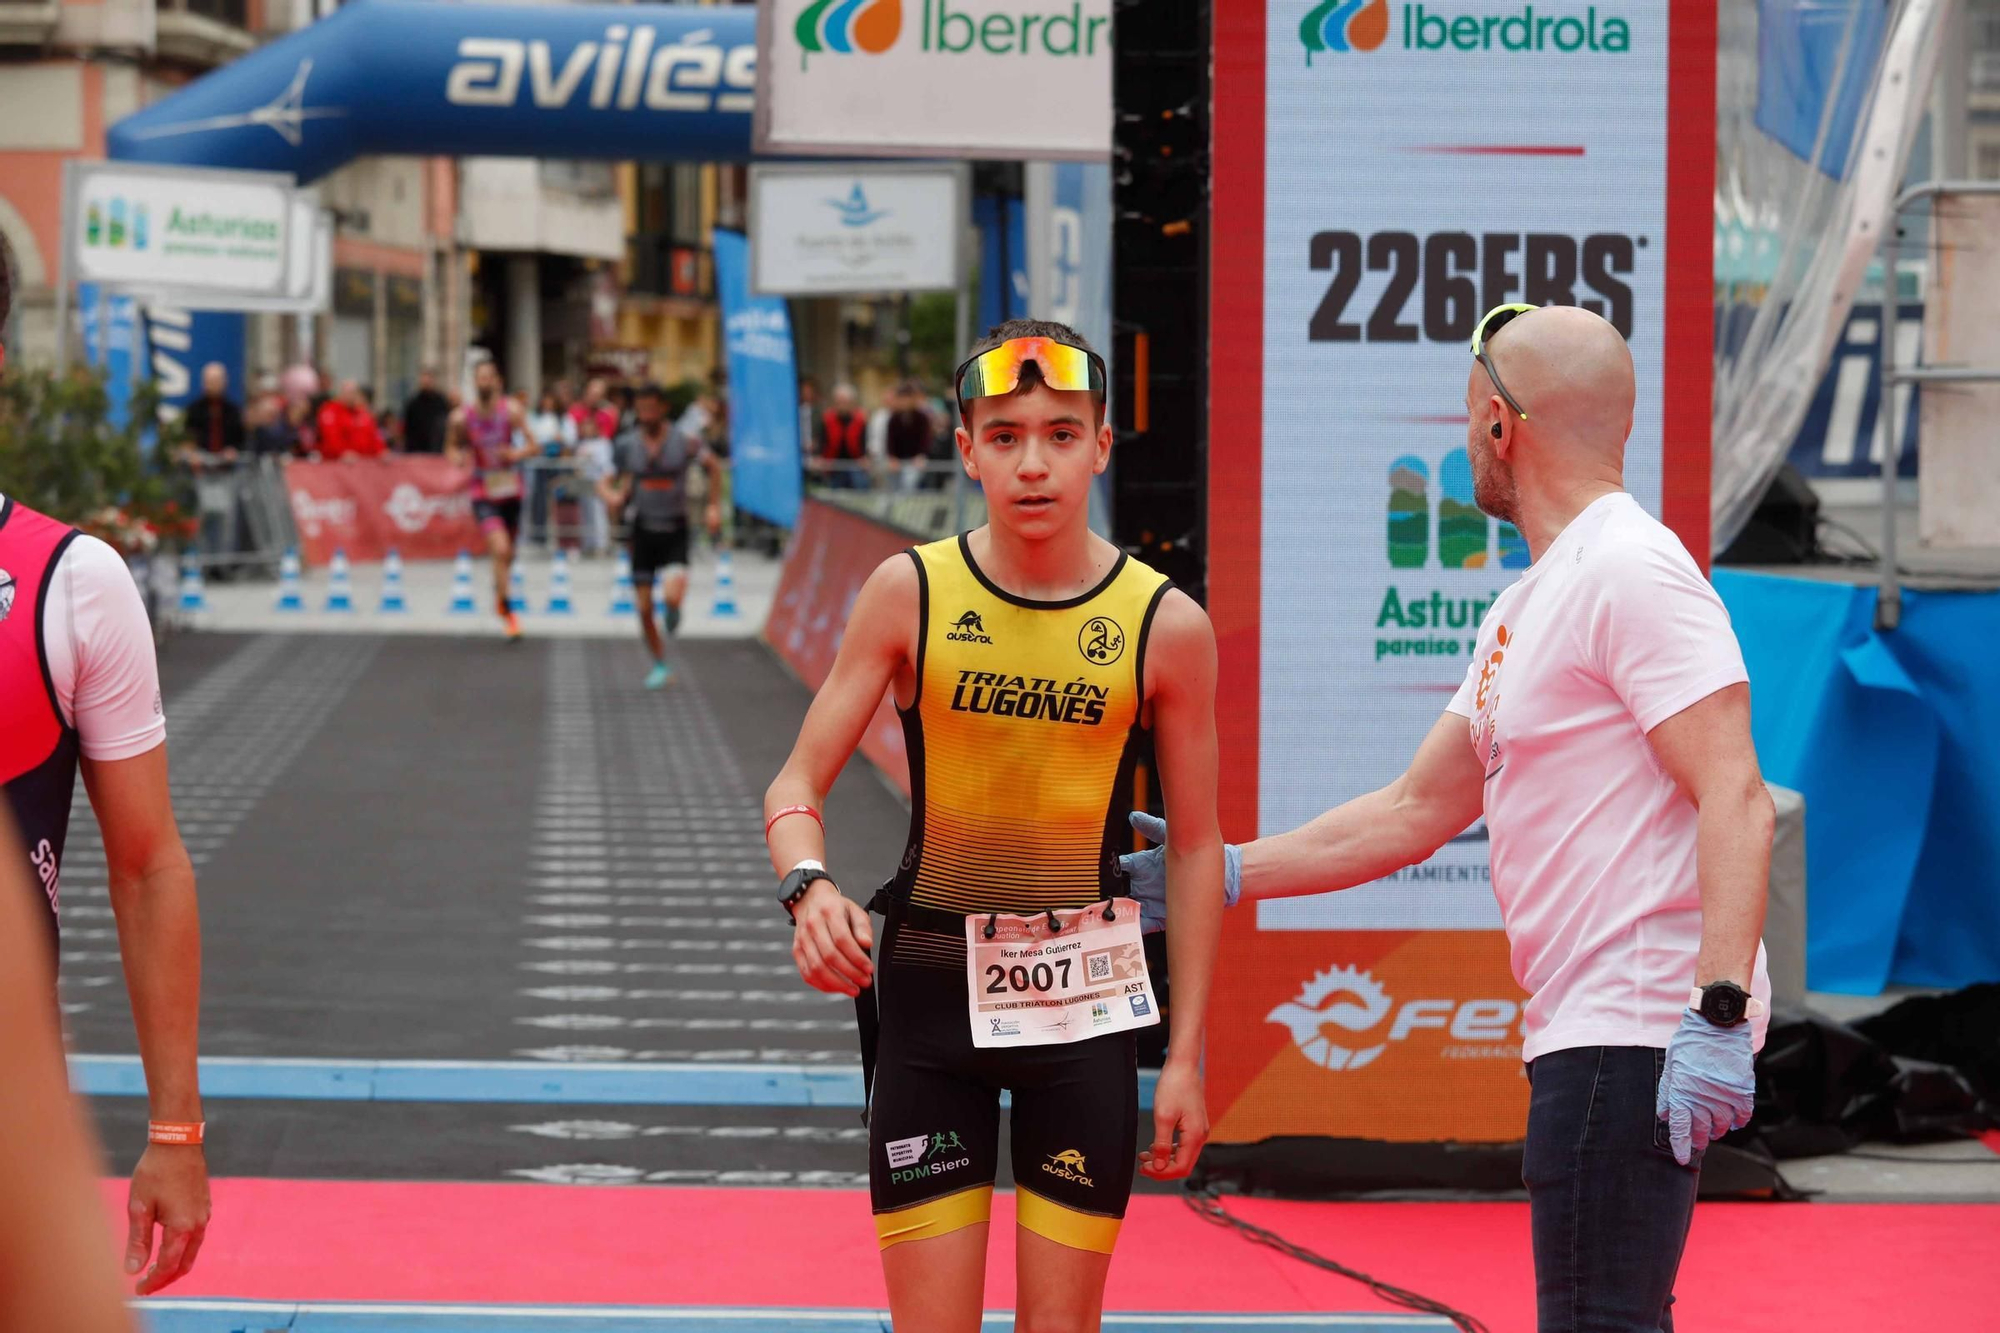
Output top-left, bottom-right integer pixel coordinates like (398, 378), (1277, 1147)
(0, 366), (192, 552)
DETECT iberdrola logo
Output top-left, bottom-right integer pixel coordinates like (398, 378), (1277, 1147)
(1302, 0), (1390, 62)
(796, 0), (902, 63)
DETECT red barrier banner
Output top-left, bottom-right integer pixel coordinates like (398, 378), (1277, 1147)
(285, 457), (481, 566)
(763, 499), (912, 795)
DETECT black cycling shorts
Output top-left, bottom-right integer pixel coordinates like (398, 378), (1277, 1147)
(866, 918), (1138, 1254)
(473, 497), (521, 537)
(630, 524), (689, 579)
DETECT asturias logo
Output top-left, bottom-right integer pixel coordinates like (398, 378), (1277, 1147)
(796, 0), (902, 61)
(1302, 0), (1390, 60)
(826, 183), (890, 228)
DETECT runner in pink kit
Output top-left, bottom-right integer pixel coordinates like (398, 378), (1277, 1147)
(447, 359), (532, 641)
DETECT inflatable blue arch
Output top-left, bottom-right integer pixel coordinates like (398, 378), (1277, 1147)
(108, 0), (757, 181)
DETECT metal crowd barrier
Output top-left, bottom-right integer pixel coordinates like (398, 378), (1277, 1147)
(180, 452), (297, 575)
(805, 460), (985, 541)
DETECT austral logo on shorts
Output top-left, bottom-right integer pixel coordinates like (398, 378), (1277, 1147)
(945, 610), (993, 644)
(886, 1130), (971, 1185)
(949, 671), (1108, 726)
(1041, 1148), (1094, 1187)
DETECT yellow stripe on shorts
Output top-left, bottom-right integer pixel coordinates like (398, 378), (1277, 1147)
(1015, 1185), (1123, 1255)
(874, 1184), (994, 1249)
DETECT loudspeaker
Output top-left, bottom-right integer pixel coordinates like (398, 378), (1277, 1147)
(1718, 463), (1821, 566)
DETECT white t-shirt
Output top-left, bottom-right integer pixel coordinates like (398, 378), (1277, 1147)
(0, 499), (166, 761)
(1446, 492), (1770, 1062)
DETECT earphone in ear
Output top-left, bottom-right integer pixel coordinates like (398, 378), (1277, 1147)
(1491, 421), (1503, 439)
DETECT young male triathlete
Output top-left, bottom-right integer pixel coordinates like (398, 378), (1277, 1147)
(596, 383), (722, 689)
(445, 358), (532, 642)
(765, 320), (1225, 1331)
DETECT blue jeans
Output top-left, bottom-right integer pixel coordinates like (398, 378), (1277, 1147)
(1524, 1046), (1702, 1333)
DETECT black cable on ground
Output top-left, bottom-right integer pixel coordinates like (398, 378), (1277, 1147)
(1183, 1186), (1491, 1333)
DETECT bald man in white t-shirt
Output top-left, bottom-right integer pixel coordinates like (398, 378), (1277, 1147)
(1123, 307), (1772, 1333)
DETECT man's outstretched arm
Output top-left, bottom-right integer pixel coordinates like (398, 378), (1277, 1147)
(1237, 711), (1485, 902)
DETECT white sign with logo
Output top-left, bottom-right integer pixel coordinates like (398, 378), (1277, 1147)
(65, 162), (295, 299)
(749, 163), (967, 296)
(755, 0), (1110, 159)
(1248, 1), (1682, 932)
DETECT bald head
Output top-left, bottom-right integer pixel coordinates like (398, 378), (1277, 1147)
(1474, 305), (1634, 460)
(1465, 306), (1634, 528)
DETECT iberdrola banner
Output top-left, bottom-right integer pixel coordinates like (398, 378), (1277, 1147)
(1204, 0), (1714, 1146)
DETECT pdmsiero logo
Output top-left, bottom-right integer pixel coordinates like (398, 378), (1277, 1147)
(798, 0), (1108, 62)
(1304, 3), (1633, 62)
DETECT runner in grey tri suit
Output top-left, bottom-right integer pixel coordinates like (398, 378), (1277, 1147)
(597, 383), (723, 689)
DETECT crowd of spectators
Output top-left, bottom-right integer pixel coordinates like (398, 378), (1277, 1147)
(173, 359), (731, 561)
(800, 375), (956, 493)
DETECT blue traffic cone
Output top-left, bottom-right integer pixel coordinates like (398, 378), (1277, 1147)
(324, 549), (354, 612)
(275, 548), (305, 612)
(447, 551), (477, 614)
(379, 548), (408, 613)
(609, 550), (635, 616)
(710, 548), (739, 619)
(177, 553), (207, 613)
(545, 549), (574, 615)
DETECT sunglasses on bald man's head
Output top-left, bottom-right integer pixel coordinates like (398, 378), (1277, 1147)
(1471, 303), (1537, 422)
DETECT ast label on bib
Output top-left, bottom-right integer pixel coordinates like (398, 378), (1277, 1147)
(482, 470), (522, 500)
(965, 898), (1159, 1049)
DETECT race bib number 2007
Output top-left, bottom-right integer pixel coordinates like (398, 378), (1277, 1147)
(965, 898), (1159, 1049)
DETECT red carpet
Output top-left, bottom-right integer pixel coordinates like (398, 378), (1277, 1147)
(107, 1179), (2000, 1333)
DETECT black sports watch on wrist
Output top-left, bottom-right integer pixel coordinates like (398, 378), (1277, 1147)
(778, 861), (836, 922)
(1690, 980), (1764, 1028)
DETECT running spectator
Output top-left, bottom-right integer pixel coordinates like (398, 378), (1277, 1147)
(180, 363), (243, 461)
(820, 384), (868, 489)
(316, 380), (386, 462)
(569, 377), (620, 443)
(401, 368), (452, 454)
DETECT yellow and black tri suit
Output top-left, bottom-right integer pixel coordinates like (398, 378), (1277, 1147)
(861, 533), (1171, 1254)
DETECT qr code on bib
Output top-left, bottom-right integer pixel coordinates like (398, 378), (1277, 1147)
(1086, 950), (1113, 983)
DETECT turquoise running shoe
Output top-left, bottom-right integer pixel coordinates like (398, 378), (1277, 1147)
(645, 661), (673, 690)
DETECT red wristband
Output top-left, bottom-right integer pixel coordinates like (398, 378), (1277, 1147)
(148, 1120), (205, 1146)
(765, 804), (824, 840)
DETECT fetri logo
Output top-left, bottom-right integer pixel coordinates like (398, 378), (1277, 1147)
(1267, 965), (1524, 1071)
(795, 0), (902, 58)
(1304, 3), (1633, 61)
(1302, 0), (1390, 61)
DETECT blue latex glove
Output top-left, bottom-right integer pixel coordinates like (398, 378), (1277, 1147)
(1116, 811), (1241, 934)
(1656, 1008), (1756, 1165)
